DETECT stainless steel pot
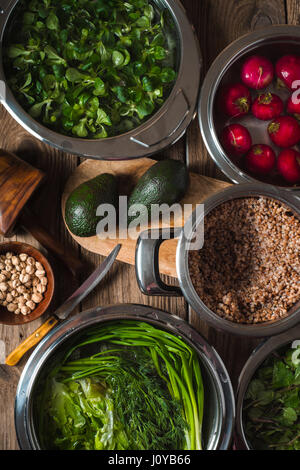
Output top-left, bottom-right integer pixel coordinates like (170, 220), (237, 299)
(199, 25), (300, 191)
(15, 304), (235, 450)
(0, 0), (201, 160)
(235, 324), (300, 450)
(136, 183), (300, 337)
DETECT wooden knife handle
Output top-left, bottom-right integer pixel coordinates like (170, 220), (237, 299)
(5, 316), (59, 366)
(20, 207), (84, 278)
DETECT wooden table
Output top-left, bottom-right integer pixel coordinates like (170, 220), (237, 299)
(0, 0), (298, 450)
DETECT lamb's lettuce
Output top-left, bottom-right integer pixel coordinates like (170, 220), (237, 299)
(4, 0), (177, 138)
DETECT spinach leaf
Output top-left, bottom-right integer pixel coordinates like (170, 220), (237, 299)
(244, 344), (300, 450)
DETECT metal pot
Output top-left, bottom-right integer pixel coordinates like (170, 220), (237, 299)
(235, 324), (300, 450)
(15, 304), (235, 450)
(136, 183), (300, 337)
(199, 25), (300, 191)
(0, 0), (201, 160)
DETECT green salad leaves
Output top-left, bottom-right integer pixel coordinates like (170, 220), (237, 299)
(37, 321), (204, 450)
(4, 0), (177, 138)
(244, 343), (300, 450)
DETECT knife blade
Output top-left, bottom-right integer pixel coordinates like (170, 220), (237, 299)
(5, 244), (121, 366)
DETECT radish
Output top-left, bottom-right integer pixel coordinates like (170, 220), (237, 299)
(220, 83), (252, 117)
(268, 116), (300, 148)
(276, 55), (300, 91)
(252, 93), (283, 121)
(221, 124), (252, 156)
(241, 55), (274, 90)
(245, 144), (276, 176)
(277, 149), (300, 184)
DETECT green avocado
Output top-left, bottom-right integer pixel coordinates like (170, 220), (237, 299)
(127, 159), (189, 225)
(65, 173), (118, 237)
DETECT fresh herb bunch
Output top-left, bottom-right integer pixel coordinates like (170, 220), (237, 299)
(4, 0), (177, 138)
(37, 321), (204, 451)
(244, 342), (300, 450)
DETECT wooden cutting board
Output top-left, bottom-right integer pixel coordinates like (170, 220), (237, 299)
(62, 158), (231, 278)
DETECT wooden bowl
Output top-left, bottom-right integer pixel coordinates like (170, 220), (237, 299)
(0, 242), (55, 325)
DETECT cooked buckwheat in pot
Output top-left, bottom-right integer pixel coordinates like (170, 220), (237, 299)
(189, 197), (300, 324)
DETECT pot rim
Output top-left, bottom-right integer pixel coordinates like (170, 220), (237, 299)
(198, 24), (300, 191)
(176, 183), (300, 337)
(14, 303), (235, 451)
(235, 324), (300, 450)
(0, 0), (201, 160)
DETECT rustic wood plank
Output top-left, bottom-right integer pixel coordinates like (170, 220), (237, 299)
(0, 107), (80, 449)
(182, 0), (287, 388)
(0, 0), (293, 450)
(286, 0), (300, 22)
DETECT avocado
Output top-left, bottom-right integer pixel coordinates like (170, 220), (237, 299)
(127, 159), (189, 225)
(65, 173), (118, 237)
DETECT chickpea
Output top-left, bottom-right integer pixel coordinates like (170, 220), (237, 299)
(40, 277), (48, 286)
(19, 253), (28, 262)
(21, 306), (31, 316)
(25, 265), (35, 275)
(17, 285), (26, 294)
(0, 282), (8, 292)
(19, 273), (30, 284)
(26, 300), (36, 311)
(11, 256), (19, 266)
(37, 284), (46, 294)
(7, 303), (18, 312)
(32, 293), (43, 304)
(11, 279), (21, 289)
(35, 269), (46, 278)
(17, 296), (26, 305)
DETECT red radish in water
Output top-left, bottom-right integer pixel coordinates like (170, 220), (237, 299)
(220, 83), (252, 117)
(241, 55), (274, 90)
(286, 94), (300, 119)
(277, 149), (300, 184)
(268, 116), (300, 148)
(276, 55), (300, 90)
(221, 124), (252, 156)
(252, 93), (283, 121)
(245, 144), (276, 176)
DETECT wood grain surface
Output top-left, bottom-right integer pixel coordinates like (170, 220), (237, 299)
(0, 0), (299, 450)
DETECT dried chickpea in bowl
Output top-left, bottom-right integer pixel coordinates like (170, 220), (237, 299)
(0, 252), (48, 316)
(0, 242), (54, 326)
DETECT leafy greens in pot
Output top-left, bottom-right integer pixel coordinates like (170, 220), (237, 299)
(36, 321), (205, 450)
(4, 0), (177, 139)
(244, 342), (300, 450)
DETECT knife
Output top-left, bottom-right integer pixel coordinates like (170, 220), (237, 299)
(5, 244), (121, 367)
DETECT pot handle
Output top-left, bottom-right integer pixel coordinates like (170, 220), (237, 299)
(130, 89), (190, 148)
(135, 227), (183, 296)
